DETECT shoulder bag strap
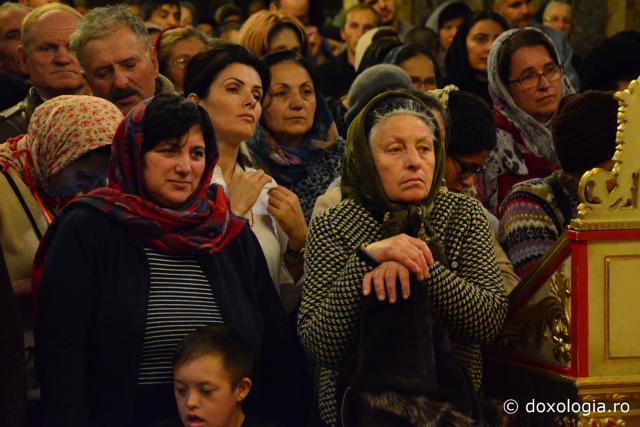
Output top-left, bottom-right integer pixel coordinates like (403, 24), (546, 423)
(1, 169), (44, 240)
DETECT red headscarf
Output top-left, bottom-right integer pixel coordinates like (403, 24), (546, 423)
(32, 96), (245, 298)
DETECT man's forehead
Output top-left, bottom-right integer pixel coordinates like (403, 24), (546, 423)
(0, 8), (29, 24)
(156, 3), (179, 12)
(83, 29), (148, 63)
(500, 0), (530, 7)
(31, 12), (80, 37)
(346, 8), (377, 23)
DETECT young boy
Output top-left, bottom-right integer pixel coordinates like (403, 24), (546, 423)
(172, 325), (266, 427)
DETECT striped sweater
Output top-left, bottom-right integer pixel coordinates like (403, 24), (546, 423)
(298, 190), (508, 425)
(498, 171), (577, 277)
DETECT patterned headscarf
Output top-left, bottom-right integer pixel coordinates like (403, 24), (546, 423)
(36, 96), (245, 260)
(32, 96), (246, 303)
(341, 91), (448, 265)
(0, 95), (123, 210)
(245, 93), (339, 186)
(480, 27), (575, 212)
(487, 27), (574, 164)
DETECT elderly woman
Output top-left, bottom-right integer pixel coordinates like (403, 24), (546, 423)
(0, 95), (122, 297)
(237, 10), (307, 58)
(184, 43), (307, 314)
(444, 11), (508, 106)
(246, 49), (344, 222)
(477, 27), (575, 214)
(156, 27), (208, 93)
(298, 91), (508, 426)
(34, 94), (302, 426)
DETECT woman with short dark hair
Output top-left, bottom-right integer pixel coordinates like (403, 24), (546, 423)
(35, 93), (301, 426)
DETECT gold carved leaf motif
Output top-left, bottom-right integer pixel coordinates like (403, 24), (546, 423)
(571, 77), (640, 230)
(497, 265), (571, 366)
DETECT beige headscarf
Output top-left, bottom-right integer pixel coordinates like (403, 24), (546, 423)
(0, 95), (123, 195)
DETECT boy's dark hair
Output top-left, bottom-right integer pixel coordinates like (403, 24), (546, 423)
(447, 90), (496, 156)
(142, 93), (214, 157)
(173, 325), (254, 387)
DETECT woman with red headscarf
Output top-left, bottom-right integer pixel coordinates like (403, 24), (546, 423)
(34, 93), (302, 426)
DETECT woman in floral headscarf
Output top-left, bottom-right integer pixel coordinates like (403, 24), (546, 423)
(477, 27), (575, 214)
(298, 90), (507, 426)
(0, 95), (122, 296)
(34, 93), (303, 426)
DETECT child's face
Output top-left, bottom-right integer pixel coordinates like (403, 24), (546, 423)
(174, 355), (251, 427)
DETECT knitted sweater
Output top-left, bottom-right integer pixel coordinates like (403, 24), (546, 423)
(298, 191), (508, 425)
(498, 170), (577, 277)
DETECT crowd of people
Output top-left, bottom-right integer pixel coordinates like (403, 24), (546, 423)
(0, 0), (631, 426)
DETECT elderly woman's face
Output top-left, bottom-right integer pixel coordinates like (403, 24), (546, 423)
(507, 44), (562, 123)
(370, 114), (435, 204)
(47, 148), (111, 196)
(165, 37), (206, 93)
(262, 62), (316, 145)
(142, 125), (206, 208)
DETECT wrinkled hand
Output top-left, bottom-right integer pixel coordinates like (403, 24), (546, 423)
(364, 234), (433, 281)
(363, 261), (410, 303)
(268, 186), (308, 251)
(227, 170), (273, 217)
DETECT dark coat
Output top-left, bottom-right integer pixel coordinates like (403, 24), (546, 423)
(0, 87), (43, 142)
(0, 239), (25, 427)
(35, 205), (305, 427)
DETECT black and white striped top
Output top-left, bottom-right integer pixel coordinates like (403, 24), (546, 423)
(137, 248), (224, 385)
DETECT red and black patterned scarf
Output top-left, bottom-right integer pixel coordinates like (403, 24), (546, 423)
(32, 98), (245, 297)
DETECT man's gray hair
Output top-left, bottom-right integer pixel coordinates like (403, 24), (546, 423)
(70, 5), (151, 64)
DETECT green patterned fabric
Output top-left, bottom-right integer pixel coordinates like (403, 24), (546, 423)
(341, 90), (448, 264)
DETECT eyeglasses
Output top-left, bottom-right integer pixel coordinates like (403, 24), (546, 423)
(508, 63), (563, 91)
(544, 16), (572, 25)
(410, 76), (438, 92)
(169, 57), (191, 69)
(452, 155), (485, 179)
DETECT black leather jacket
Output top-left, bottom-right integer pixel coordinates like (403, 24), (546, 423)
(0, 88), (43, 143)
